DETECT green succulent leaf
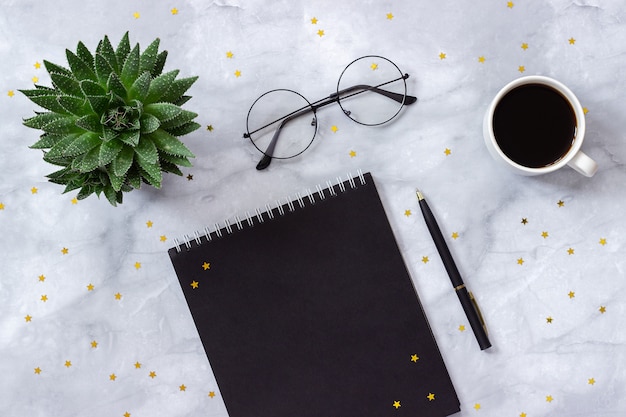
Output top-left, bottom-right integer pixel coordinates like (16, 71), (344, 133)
(30, 133), (65, 149)
(24, 112), (63, 130)
(144, 102), (182, 122)
(145, 70), (178, 103)
(121, 43), (141, 89)
(76, 41), (95, 68)
(95, 53), (115, 84)
(75, 114), (103, 133)
(160, 152), (193, 167)
(126, 166), (142, 189)
(160, 76), (199, 103)
(49, 72), (83, 97)
(42, 116), (80, 134)
(166, 121), (201, 137)
(58, 95), (89, 115)
(66, 49), (98, 82)
(81, 80), (110, 114)
(43, 60), (73, 78)
(44, 133), (82, 160)
(97, 35), (118, 72)
(140, 113), (160, 134)
(99, 138), (124, 166)
(25, 94), (70, 114)
(139, 38), (160, 74)
(149, 129), (195, 158)
(64, 132), (102, 157)
(115, 32), (131, 69)
(76, 146), (102, 173)
(160, 160), (183, 176)
(20, 88), (57, 99)
(112, 145), (134, 177)
(107, 72), (127, 100)
(128, 71), (151, 101)
(117, 130), (140, 147)
(136, 157), (162, 188)
(107, 169), (126, 193)
(152, 50), (168, 78)
(160, 109), (198, 130)
(134, 136), (158, 164)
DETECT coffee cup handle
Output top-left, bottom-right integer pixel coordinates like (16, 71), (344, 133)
(567, 150), (598, 177)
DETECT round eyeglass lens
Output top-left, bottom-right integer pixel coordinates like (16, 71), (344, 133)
(245, 89), (317, 160)
(336, 55), (407, 126)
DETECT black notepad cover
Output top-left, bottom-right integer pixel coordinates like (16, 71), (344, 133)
(168, 173), (460, 417)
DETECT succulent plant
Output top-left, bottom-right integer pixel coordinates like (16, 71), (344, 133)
(20, 32), (200, 206)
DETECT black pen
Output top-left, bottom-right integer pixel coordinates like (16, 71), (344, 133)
(416, 189), (492, 351)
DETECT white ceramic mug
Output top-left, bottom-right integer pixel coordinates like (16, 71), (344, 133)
(483, 76), (598, 177)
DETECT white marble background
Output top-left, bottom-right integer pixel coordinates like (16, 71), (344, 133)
(1, 0), (625, 416)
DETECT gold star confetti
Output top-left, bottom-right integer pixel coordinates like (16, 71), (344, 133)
(404, 210), (412, 217)
(61, 247), (69, 255)
(422, 256), (429, 264)
(317, 29), (325, 37)
(34, 61), (41, 69)
(64, 360), (72, 368)
(478, 56), (486, 63)
(474, 404), (481, 410)
(311, 17), (318, 24)
(32, 76), (39, 83)
(206, 125), (214, 131)
(191, 280), (199, 289)
(0, 202), (4, 210)
(171, 8), (179, 15)
(34, 367), (42, 374)
(331, 125), (338, 133)
(349, 150), (357, 158)
(546, 395), (554, 402)
(444, 148), (451, 155)
(202, 262), (211, 270)
(567, 248), (575, 255)
(133, 12), (140, 19)
(146, 220), (153, 228)
(411, 354), (419, 362)
(557, 200), (565, 207)
(507, 1), (514, 8)
(134, 262), (142, 270)
(38, 274), (46, 282)
(542, 231), (549, 238)
(439, 52), (447, 60)
(134, 362), (142, 369)
(160, 235), (167, 242)
(583, 107), (589, 114)
(226, 51), (234, 59)
(518, 65), (526, 73)
(124, 413), (131, 417)
(520, 413), (527, 417)
(546, 316), (553, 323)
(208, 391), (216, 398)
(458, 325), (466, 332)
(451, 232), (459, 240)
(91, 340), (98, 348)
(386, 13), (394, 20)
(588, 378), (596, 385)
(87, 283), (94, 291)
(71, 197), (78, 205)
(25, 315), (32, 322)
(393, 401), (401, 409)
(569, 37), (576, 45)
(109, 373), (117, 381)
(521, 218), (528, 225)
(427, 393), (435, 401)
(521, 43), (529, 50)
(234, 70), (242, 77)
(599, 306), (606, 314)
(187, 174), (193, 181)
(31, 187), (38, 194)
(7, 90), (15, 97)
(115, 292), (122, 300)
(599, 238), (607, 246)
(149, 371), (157, 378)
(179, 384), (187, 391)
(568, 291), (575, 299)
(517, 258), (524, 265)
(41, 294), (48, 302)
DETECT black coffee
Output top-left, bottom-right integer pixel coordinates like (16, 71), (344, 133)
(493, 83), (577, 168)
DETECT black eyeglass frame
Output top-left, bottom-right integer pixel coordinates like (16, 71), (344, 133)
(243, 55), (418, 170)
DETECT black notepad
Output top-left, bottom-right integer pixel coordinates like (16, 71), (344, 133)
(168, 172), (460, 417)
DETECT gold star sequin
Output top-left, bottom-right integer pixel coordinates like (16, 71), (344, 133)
(349, 150), (357, 158)
(458, 325), (466, 332)
(404, 210), (412, 217)
(474, 404), (481, 410)
(179, 384), (187, 391)
(171, 8), (179, 15)
(439, 52), (446, 60)
(557, 200), (565, 207)
(331, 125), (338, 133)
(507, 1), (514, 8)
(599, 306), (606, 314)
(71, 197), (78, 205)
(567, 248), (575, 255)
(0, 202), (4, 210)
(38, 274), (46, 282)
(191, 280), (199, 289)
(422, 256), (429, 264)
(160, 235), (167, 242)
(568, 291), (575, 299)
(517, 258), (524, 265)
(61, 247), (69, 255)
(521, 218), (528, 225)
(206, 125), (214, 131)
(317, 29), (325, 37)
(134, 362), (142, 369)
(134, 262), (142, 270)
(34, 367), (42, 374)
(427, 393), (435, 401)
(202, 262), (211, 271)
(32, 76), (39, 84)
(444, 148), (451, 156)
(109, 373), (117, 381)
(393, 401), (401, 409)
(411, 354), (419, 362)
(569, 37), (576, 45)
(520, 413), (527, 417)
(451, 232), (459, 240)
(599, 238), (607, 246)
(521, 43), (529, 50)
(133, 12), (140, 19)
(311, 17), (318, 24)
(546, 316), (553, 323)
(25, 315), (32, 322)
(64, 360), (72, 368)
(115, 292), (122, 300)
(588, 378), (596, 385)
(31, 187), (38, 194)
(518, 65), (526, 73)
(208, 391), (216, 398)
(124, 413), (131, 417)
(542, 231), (549, 238)
(234, 70), (242, 77)
(7, 90), (15, 97)
(146, 220), (153, 228)
(478, 56), (486, 63)
(386, 13), (394, 20)
(546, 395), (554, 402)
(370, 63), (378, 71)
(226, 51), (234, 59)
(41, 294), (48, 302)
(583, 107), (589, 114)
(186, 174), (193, 181)
(34, 62), (41, 69)
(91, 340), (98, 348)
(87, 283), (94, 291)
(149, 371), (157, 378)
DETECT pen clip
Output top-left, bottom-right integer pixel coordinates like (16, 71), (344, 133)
(469, 292), (488, 335)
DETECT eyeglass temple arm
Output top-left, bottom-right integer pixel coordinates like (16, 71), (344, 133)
(330, 74), (417, 105)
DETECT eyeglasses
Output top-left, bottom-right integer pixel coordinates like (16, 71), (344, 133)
(243, 55), (417, 170)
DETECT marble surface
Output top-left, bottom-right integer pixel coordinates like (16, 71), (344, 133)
(1, 0), (626, 416)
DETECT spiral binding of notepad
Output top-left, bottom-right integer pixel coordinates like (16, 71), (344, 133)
(172, 170), (367, 253)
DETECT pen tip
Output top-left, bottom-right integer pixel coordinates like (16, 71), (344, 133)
(416, 189), (424, 200)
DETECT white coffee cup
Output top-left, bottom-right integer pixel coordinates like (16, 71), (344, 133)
(483, 76), (598, 177)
